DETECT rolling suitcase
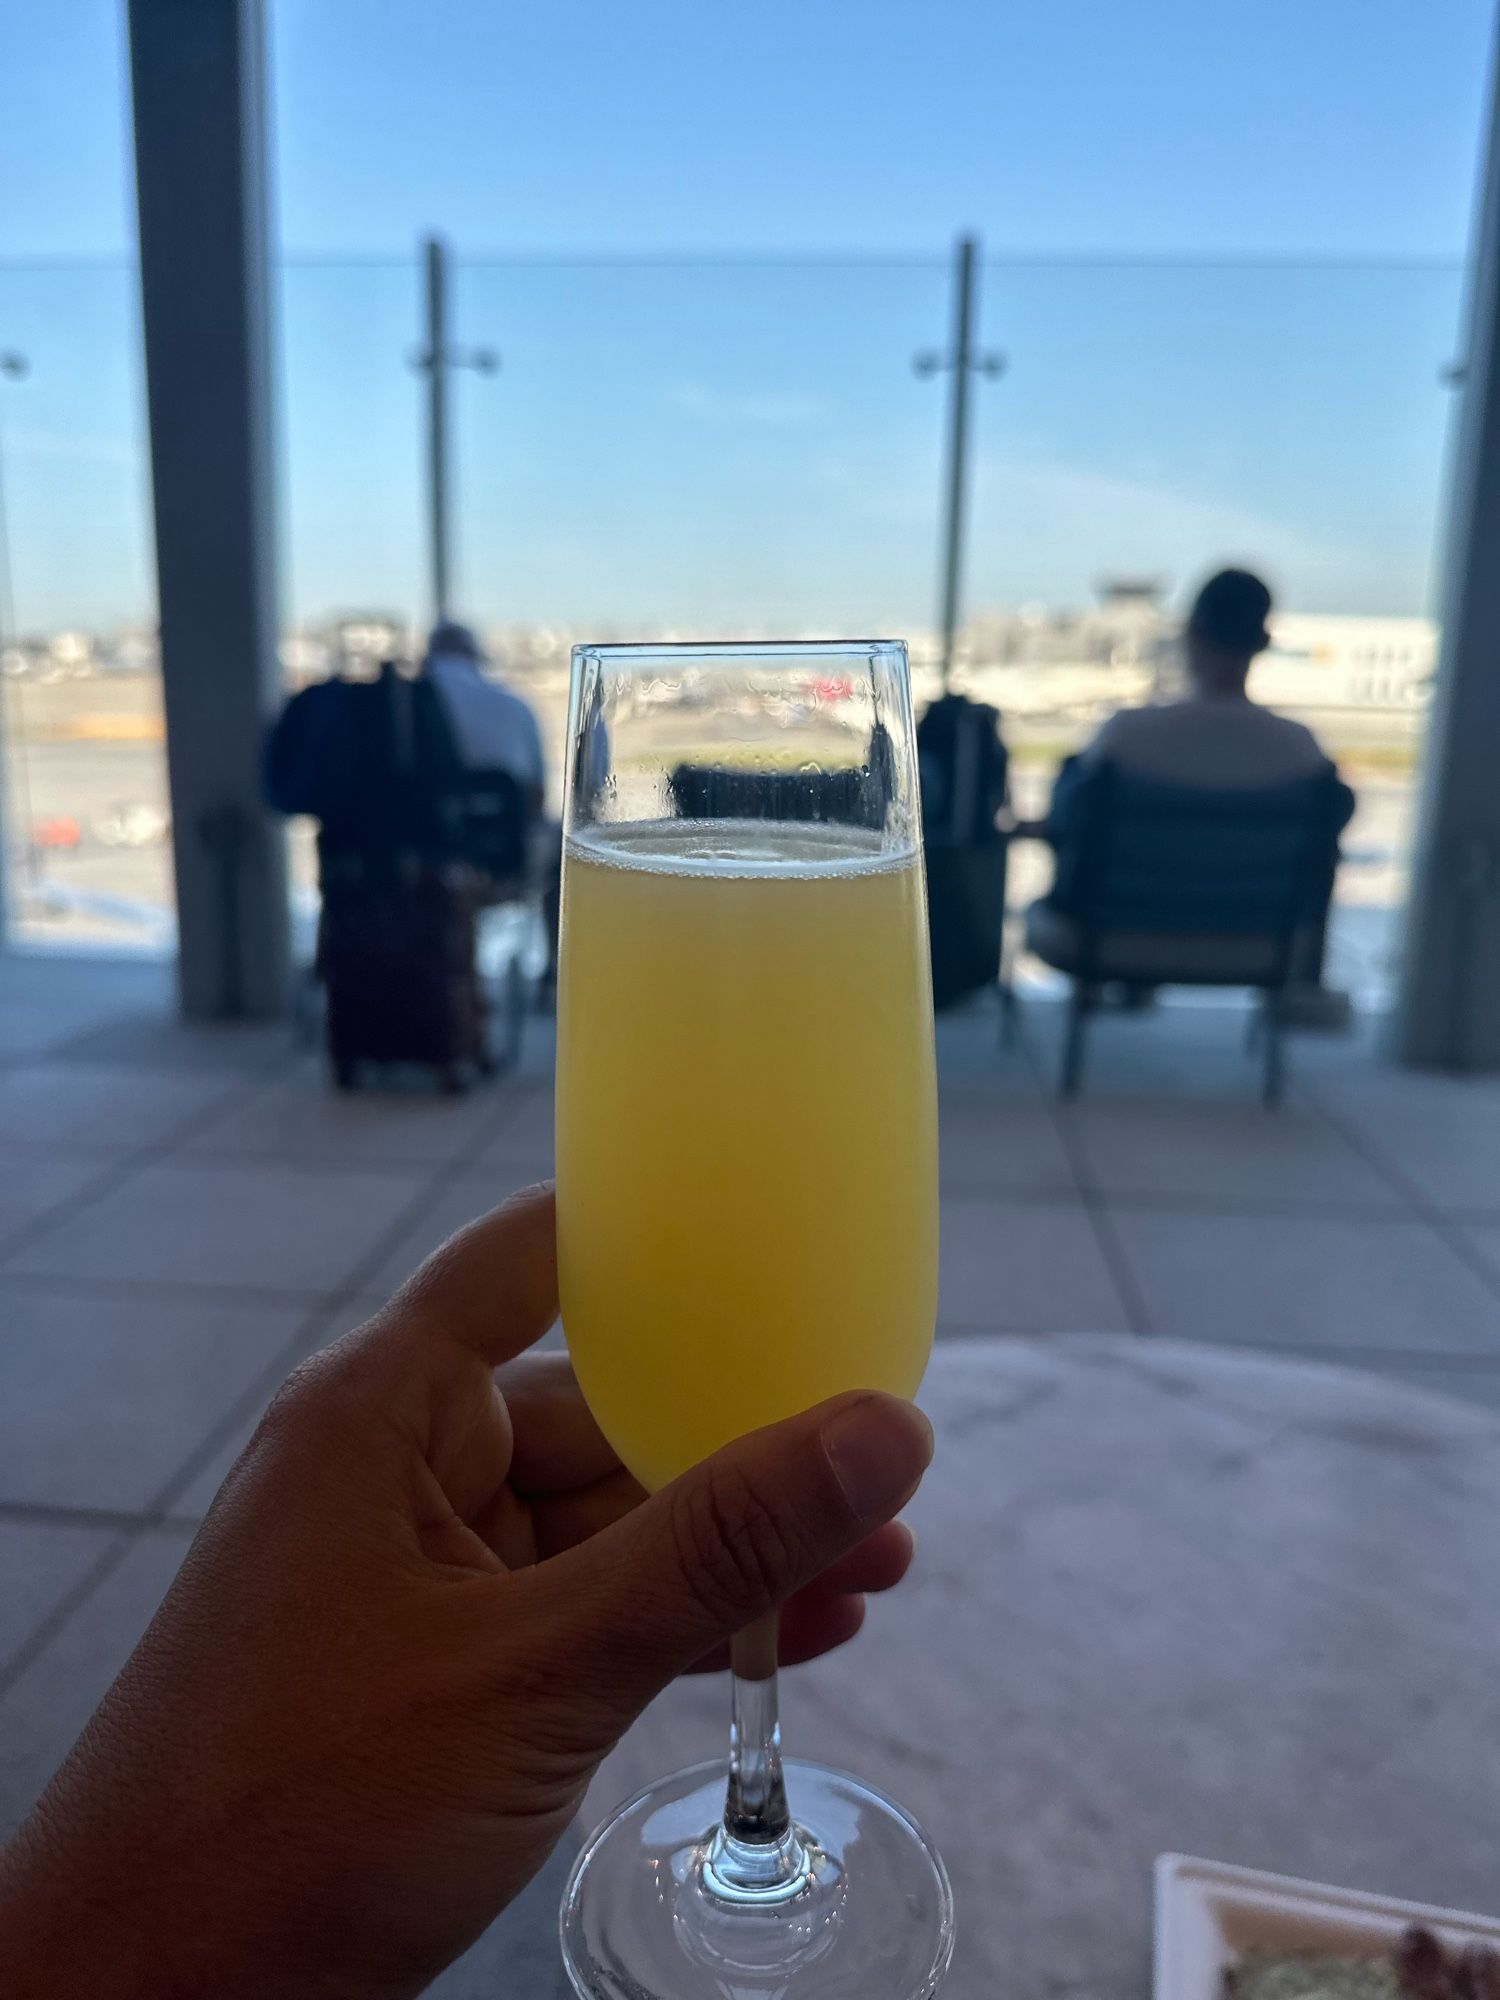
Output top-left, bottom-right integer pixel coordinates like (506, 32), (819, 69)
(276, 663), (492, 1091)
(269, 662), (536, 1089)
(318, 860), (491, 1093)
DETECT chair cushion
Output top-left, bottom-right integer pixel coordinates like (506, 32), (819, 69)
(1024, 900), (1285, 984)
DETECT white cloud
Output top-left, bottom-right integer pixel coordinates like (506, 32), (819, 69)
(968, 451), (1408, 609)
(4, 425), (142, 468)
(666, 381), (829, 428)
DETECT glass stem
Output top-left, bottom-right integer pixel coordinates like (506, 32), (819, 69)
(725, 1615), (790, 1841)
(703, 1611), (810, 1899)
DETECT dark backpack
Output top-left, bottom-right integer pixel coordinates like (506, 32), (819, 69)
(265, 665), (464, 860)
(264, 676), (347, 819)
(916, 694), (1009, 845)
(914, 695), (1012, 1009)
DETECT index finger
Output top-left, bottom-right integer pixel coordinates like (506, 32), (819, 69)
(497, 1351), (621, 1493)
(382, 1181), (559, 1366)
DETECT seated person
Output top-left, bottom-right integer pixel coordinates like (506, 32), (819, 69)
(1070, 567), (1335, 793)
(421, 620), (612, 997)
(1041, 568), (1354, 999)
(421, 619), (546, 819)
(421, 620), (562, 986)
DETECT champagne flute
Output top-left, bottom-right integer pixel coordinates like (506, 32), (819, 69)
(556, 641), (951, 1999)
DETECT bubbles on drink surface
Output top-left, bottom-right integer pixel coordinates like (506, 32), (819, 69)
(567, 817), (918, 880)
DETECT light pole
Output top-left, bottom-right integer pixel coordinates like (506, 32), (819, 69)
(410, 235), (498, 628)
(0, 349), (33, 942)
(915, 235), (1004, 690)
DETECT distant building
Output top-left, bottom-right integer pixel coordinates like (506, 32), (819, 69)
(47, 632), (96, 678)
(950, 599), (1437, 726)
(0, 641), (46, 679)
(1258, 613), (1436, 711)
(279, 634), (332, 686)
(101, 628), (160, 675)
(271, 614), (408, 686)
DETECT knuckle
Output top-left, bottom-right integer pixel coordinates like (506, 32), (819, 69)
(253, 1335), (372, 1451)
(199, 1332), (393, 1519)
(671, 1466), (809, 1624)
(259, 1349), (339, 1434)
(255, 1363), (321, 1445)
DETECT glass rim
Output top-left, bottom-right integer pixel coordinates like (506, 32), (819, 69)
(571, 638), (909, 666)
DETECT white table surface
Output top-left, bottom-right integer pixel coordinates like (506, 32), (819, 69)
(582, 1337), (1500, 2000)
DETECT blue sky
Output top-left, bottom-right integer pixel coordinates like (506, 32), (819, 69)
(0, 0), (1493, 633)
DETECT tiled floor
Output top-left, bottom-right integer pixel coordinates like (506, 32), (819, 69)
(2, 947), (1500, 1979)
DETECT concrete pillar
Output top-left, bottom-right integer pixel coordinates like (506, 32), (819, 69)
(128, 0), (289, 1018)
(1396, 37), (1500, 1069)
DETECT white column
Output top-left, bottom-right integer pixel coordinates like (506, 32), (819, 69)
(1397, 34), (1500, 1069)
(128, 0), (289, 1018)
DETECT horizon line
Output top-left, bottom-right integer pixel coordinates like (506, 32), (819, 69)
(0, 247), (1471, 276)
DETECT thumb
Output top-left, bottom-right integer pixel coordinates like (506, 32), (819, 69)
(536, 1390), (934, 1724)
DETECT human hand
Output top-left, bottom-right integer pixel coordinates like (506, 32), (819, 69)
(0, 1185), (933, 2000)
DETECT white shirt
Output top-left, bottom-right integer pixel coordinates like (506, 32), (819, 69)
(426, 654), (545, 789)
(1083, 696), (1329, 790)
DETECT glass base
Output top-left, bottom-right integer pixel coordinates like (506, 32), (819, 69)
(560, 1758), (955, 1999)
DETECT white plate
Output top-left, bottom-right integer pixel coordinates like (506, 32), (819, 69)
(1154, 1853), (1500, 2000)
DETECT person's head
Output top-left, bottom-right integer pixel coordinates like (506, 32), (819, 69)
(1183, 568), (1272, 695)
(425, 619), (484, 668)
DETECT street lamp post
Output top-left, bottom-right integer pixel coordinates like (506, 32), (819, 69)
(915, 235), (1004, 691)
(411, 235), (498, 628)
